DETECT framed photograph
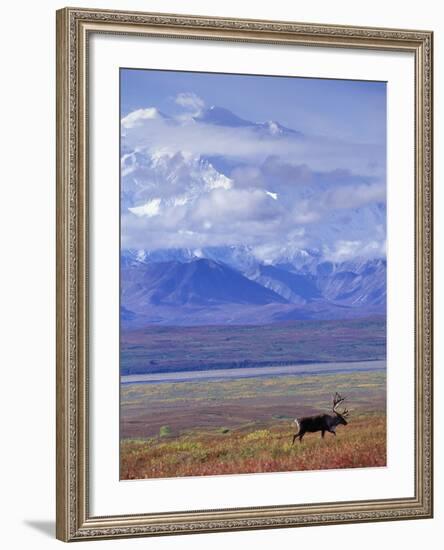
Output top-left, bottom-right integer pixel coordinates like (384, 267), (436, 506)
(56, 7), (433, 541)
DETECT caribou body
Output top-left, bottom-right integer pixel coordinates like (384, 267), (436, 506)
(292, 393), (349, 444)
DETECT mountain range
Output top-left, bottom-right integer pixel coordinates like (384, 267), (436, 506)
(121, 246), (386, 327)
(120, 103), (386, 327)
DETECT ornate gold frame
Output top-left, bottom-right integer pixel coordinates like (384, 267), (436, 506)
(56, 7), (433, 542)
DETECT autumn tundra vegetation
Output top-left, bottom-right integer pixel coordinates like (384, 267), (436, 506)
(120, 368), (386, 479)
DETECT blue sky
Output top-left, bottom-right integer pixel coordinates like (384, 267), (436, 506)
(120, 68), (386, 262)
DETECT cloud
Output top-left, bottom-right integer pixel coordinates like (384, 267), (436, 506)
(119, 104), (386, 260)
(323, 239), (386, 262)
(320, 183), (385, 210)
(121, 109), (385, 177)
(121, 108), (160, 129)
(128, 198), (161, 218)
(193, 188), (282, 224)
(120, 148), (386, 256)
(175, 92), (205, 116)
(230, 165), (265, 189)
(229, 157), (385, 226)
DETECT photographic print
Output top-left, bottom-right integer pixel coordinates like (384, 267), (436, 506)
(119, 69), (387, 480)
(56, 9), (433, 540)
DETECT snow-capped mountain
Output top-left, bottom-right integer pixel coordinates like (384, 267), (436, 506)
(194, 105), (303, 137)
(121, 149), (233, 213)
(195, 106), (253, 128)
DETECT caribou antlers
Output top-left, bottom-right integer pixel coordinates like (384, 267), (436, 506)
(332, 392), (349, 418)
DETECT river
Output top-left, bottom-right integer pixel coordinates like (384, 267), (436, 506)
(121, 359), (385, 385)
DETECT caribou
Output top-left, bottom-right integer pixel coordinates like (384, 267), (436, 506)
(292, 392), (350, 444)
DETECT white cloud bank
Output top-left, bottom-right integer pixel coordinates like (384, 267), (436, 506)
(120, 99), (386, 259)
(121, 106), (385, 178)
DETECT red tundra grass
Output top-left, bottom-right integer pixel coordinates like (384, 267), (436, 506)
(120, 414), (386, 480)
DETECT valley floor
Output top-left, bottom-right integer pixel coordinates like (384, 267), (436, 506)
(120, 364), (386, 479)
